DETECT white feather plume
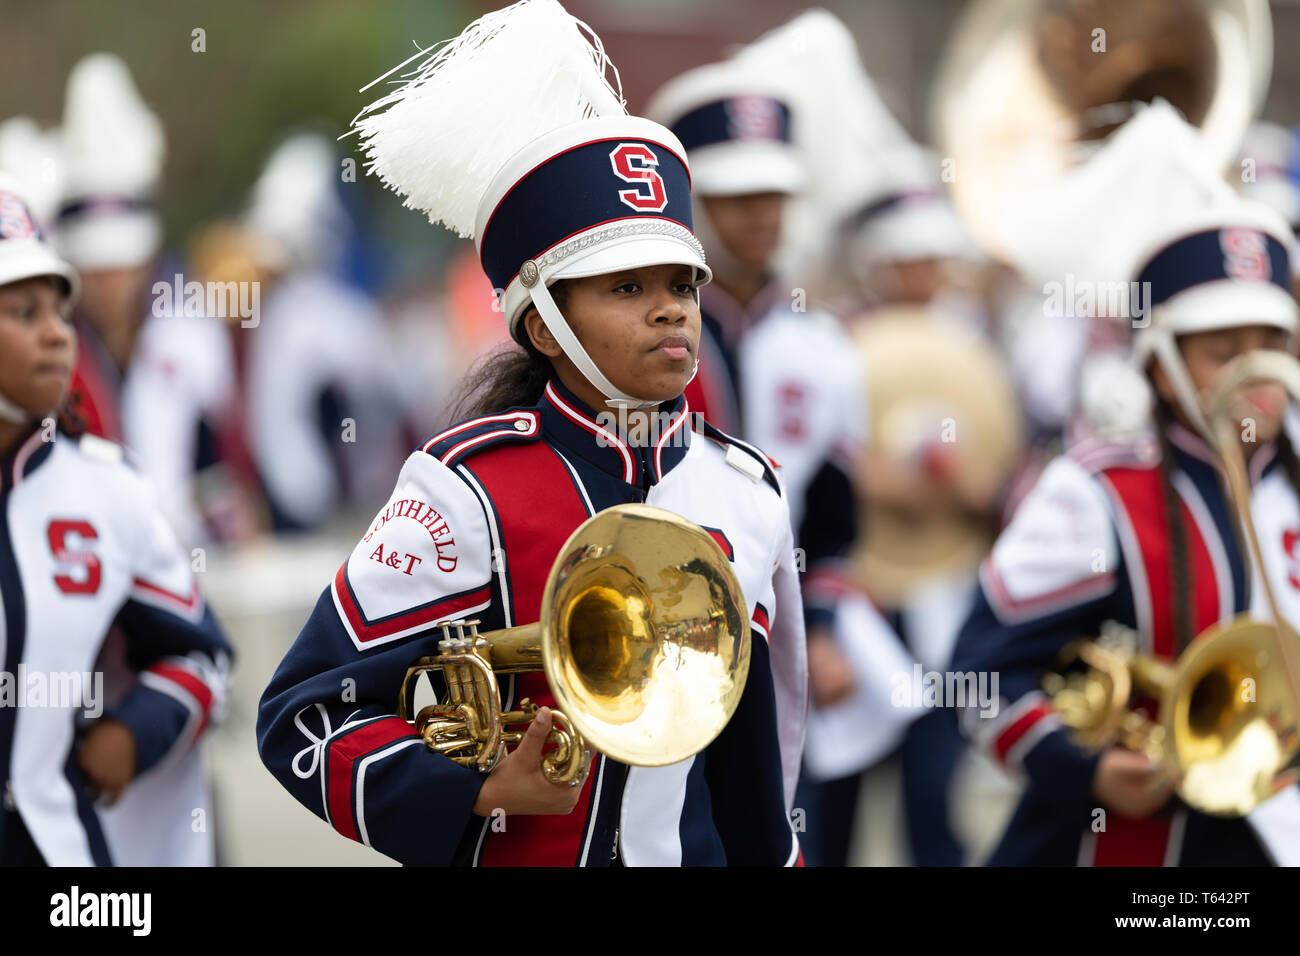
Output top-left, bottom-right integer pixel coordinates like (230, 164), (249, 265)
(732, 9), (921, 283)
(350, 0), (626, 238)
(0, 116), (63, 229)
(60, 53), (164, 197)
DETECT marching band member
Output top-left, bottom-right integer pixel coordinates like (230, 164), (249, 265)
(644, 60), (805, 437)
(238, 132), (408, 532)
(56, 53), (238, 548)
(952, 102), (1300, 866)
(257, 0), (806, 867)
(0, 175), (231, 866)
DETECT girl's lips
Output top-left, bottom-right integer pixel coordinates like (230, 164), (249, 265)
(653, 337), (692, 360)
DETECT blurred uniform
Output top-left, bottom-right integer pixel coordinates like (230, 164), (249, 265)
(0, 179), (231, 866)
(952, 104), (1300, 866)
(56, 53), (238, 548)
(238, 133), (408, 531)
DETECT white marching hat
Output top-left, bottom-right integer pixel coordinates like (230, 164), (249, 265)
(0, 172), (79, 302)
(56, 53), (165, 270)
(645, 60), (805, 198)
(1003, 99), (1297, 440)
(352, 0), (711, 409)
(246, 131), (350, 272)
(0, 116), (63, 232)
(0, 173), (79, 424)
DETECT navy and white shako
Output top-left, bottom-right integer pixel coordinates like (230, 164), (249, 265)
(351, 0), (711, 409)
(646, 61), (804, 197)
(473, 116), (709, 340)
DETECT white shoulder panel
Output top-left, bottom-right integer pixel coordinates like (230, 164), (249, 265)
(331, 451), (493, 650)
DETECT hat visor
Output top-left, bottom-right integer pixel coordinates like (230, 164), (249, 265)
(854, 201), (980, 263)
(1153, 279), (1298, 337)
(57, 212), (160, 270)
(0, 240), (80, 305)
(550, 232), (712, 286)
(689, 142), (805, 197)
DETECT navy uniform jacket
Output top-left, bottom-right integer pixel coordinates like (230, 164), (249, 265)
(951, 423), (1300, 866)
(257, 378), (807, 866)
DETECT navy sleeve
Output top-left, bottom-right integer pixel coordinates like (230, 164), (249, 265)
(703, 635), (799, 865)
(256, 589), (488, 866)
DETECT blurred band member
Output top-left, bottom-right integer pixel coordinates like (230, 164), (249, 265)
(56, 53), (238, 547)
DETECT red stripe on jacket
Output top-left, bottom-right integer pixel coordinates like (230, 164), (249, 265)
(326, 718), (418, 843)
(992, 699), (1054, 766)
(464, 442), (600, 866)
(147, 662), (215, 738)
(1090, 466), (1222, 865)
(333, 563), (491, 643)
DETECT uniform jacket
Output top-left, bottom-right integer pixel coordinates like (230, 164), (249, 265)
(951, 421), (1300, 865)
(258, 378), (808, 866)
(0, 424), (231, 865)
(687, 281), (861, 630)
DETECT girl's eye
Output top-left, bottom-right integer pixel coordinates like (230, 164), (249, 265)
(613, 283), (640, 294)
(674, 282), (695, 294)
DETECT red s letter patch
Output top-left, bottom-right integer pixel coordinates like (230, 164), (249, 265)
(609, 143), (667, 213)
(47, 519), (101, 595)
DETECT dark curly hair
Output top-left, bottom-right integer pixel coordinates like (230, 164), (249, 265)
(450, 281), (568, 420)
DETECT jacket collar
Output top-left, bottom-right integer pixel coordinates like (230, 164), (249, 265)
(1, 421), (55, 493)
(1165, 420), (1279, 487)
(699, 277), (783, 348)
(540, 378), (693, 488)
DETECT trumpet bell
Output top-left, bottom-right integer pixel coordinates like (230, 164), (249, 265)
(1168, 618), (1300, 816)
(542, 503), (750, 767)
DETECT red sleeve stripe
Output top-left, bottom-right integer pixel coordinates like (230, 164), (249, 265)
(991, 698), (1055, 766)
(130, 577), (203, 622)
(751, 603), (770, 641)
(326, 717), (420, 844)
(140, 662), (214, 740)
(331, 562), (492, 649)
(802, 568), (857, 603)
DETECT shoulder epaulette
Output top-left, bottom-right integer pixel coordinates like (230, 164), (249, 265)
(76, 432), (126, 466)
(421, 410), (542, 467)
(1067, 433), (1160, 476)
(698, 420), (781, 495)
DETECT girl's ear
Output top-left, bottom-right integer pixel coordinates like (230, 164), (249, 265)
(523, 307), (564, 358)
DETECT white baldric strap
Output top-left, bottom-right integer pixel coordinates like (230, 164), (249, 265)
(1150, 327), (1213, 442)
(520, 258), (699, 410)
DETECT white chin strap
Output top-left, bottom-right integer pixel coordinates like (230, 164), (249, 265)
(0, 391), (27, 425)
(1150, 327), (1213, 441)
(520, 259), (698, 410)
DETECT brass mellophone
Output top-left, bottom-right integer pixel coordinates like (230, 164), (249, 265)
(1044, 352), (1300, 816)
(397, 503), (751, 787)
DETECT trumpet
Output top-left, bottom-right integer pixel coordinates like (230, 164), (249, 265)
(1043, 351), (1300, 816)
(396, 503), (751, 787)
